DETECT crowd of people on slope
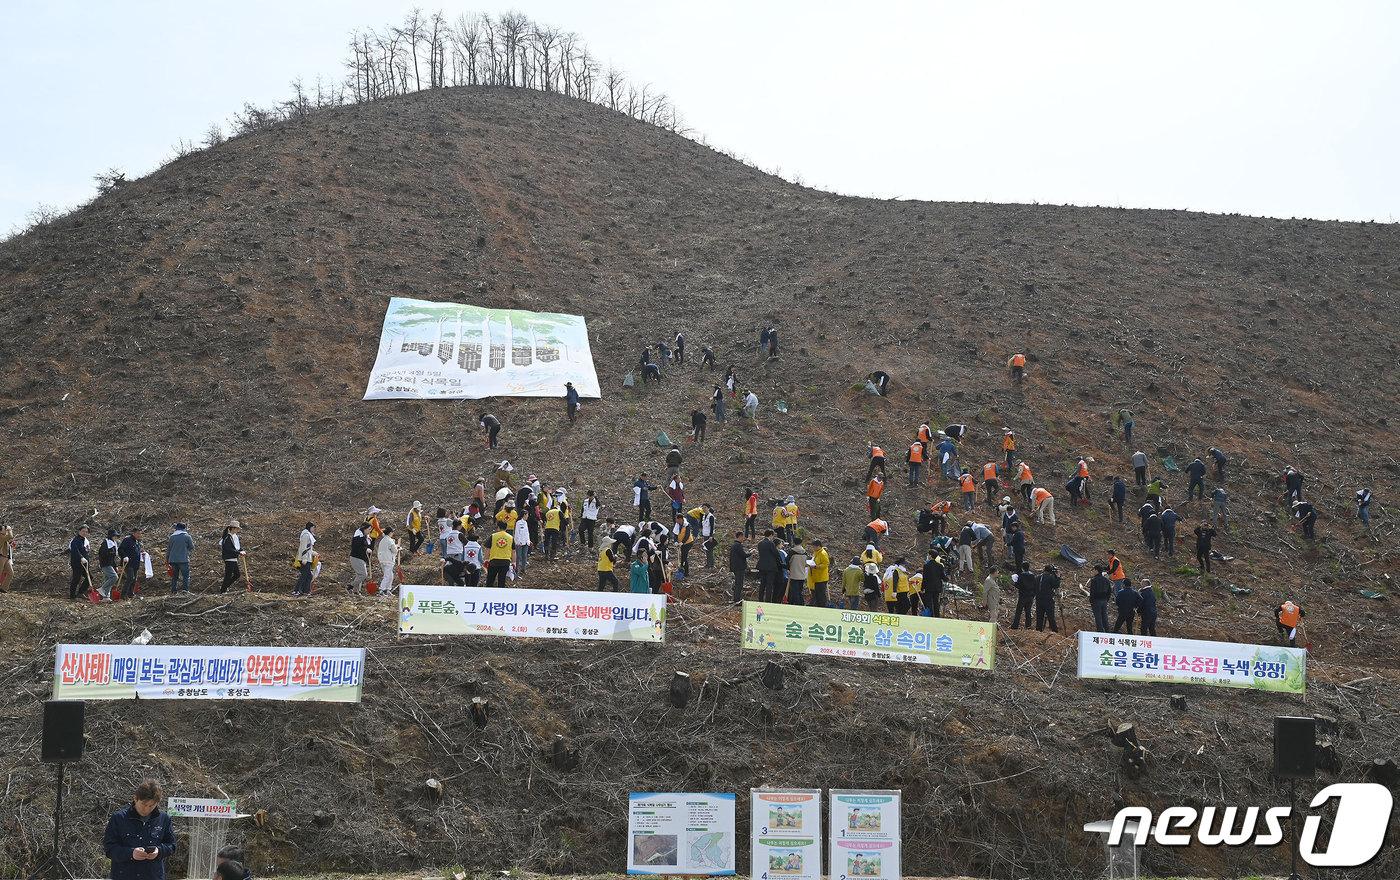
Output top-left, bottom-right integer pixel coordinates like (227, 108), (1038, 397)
(4, 338), (1380, 652)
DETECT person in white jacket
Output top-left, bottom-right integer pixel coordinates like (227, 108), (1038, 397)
(513, 517), (531, 577)
(293, 522), (316, 596)
(377, 527), (400, 597)
(580, 490), (601, 550)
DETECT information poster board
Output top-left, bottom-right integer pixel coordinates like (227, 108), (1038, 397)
(627, 792), (736, 875)
(364, 296), (601, 400)
(829, 790), (900, 880)
(399, 585), (665, 641)
(751, 789), (822, 880)
(53, 644), (365, 702)
(1077, 632), (1306, 693)
(742, 602), (994, 670)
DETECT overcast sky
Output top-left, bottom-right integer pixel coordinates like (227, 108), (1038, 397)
(3, 0), (1398, 234)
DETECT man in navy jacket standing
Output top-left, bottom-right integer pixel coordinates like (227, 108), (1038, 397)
(103, 779), (176, 880)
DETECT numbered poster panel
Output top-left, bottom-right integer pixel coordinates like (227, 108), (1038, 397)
(627, 792), (736, 875)
(751, 789), (822, 880)
(829, 790), (900, 880)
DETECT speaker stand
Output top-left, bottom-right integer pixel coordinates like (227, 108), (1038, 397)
(27, 762), (75, 880)
(1288, 777), (1302, 880)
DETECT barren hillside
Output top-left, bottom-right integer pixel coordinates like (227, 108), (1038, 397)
(1, 86), (1398, 879)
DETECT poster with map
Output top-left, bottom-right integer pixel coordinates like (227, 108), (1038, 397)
(627, 792), (736, 875)
(363, 297), (601, 400)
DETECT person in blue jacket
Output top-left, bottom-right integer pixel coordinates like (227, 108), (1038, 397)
(1138, 580), (1159, 636)
(103, 779), (176, 880)
(1112, 579), (1141, 634)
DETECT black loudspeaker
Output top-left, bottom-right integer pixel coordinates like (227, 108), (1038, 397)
(1274, 716), (1316, 779)
(41, 701), (85, 763)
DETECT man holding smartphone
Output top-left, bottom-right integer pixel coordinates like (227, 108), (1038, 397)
(103, 779), (175, 880)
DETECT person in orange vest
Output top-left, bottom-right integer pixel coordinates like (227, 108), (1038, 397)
(1002, 430), (1017, 471)
(929, 499), (952, 536)
(863, 518), (889, 549)
(906, 441), (925, 487)
(743, 488), (759, 539)
(1075, 457), (1092, 503)
(1031, 485), (1056, 524)
(366, 506), (384, 552)
(982, 461), (1000, 505)
(866, 443), (887, 481)
(1276, 600), (1305, 646)
(867, 474), (885, 518)
(959, 469), (977, 511)
(1008, 352), (1027, 382)
(1106, 551), (1126, 589)
(918, 423), (934, 464)
(1016, 461), (1034, 506)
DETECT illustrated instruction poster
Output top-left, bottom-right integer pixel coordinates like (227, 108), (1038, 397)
(628, 792), (736, 875)
(751, 789), (822, 880)
(829, 790), (900, 880)
(364, 296), (601, 400)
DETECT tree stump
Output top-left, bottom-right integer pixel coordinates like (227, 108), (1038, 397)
(670, 671), (692, 708)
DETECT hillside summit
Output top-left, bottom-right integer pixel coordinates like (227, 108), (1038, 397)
(1, 87), (1398, 879)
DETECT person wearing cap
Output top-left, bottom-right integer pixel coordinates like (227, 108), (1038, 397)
(119, 528), (144, 599)
(556, 489), (573, 552)
(859, 544), (883, 609)
(68, 525), (92, 601)
(1002, 429), (1016, 471)
(98, 528), (120, 600)
(166, 523), (194, 594)
(564, 381), (581, 423)
(219, 521), (245, 593)
(405, 502), (425, 556)
(366, 507), (383, 550)
(294, 523), (316, 596)
(1035, 564), (1061, 632)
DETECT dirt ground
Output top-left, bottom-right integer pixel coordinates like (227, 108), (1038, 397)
(0, 87), (1397, 879)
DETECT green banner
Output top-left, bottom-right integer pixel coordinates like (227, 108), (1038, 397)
(741, 602), (994, 670)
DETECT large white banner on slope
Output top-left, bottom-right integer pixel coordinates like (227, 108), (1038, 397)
(363, 297), (601, 400)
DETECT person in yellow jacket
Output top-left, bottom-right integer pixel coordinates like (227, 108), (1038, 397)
(406, 502), (425, 556)
(485, 526), (513, 587)
(841, 557), (864, 610)
(882, 557), (911, 614)
(1002, 430), (1017, 471)
(596, 542), (620, 591)
(809, 540), (831, 607)
(495, 502), (519, 532)
(860, 544), (883, 608)
(543, 504), (563, 561)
